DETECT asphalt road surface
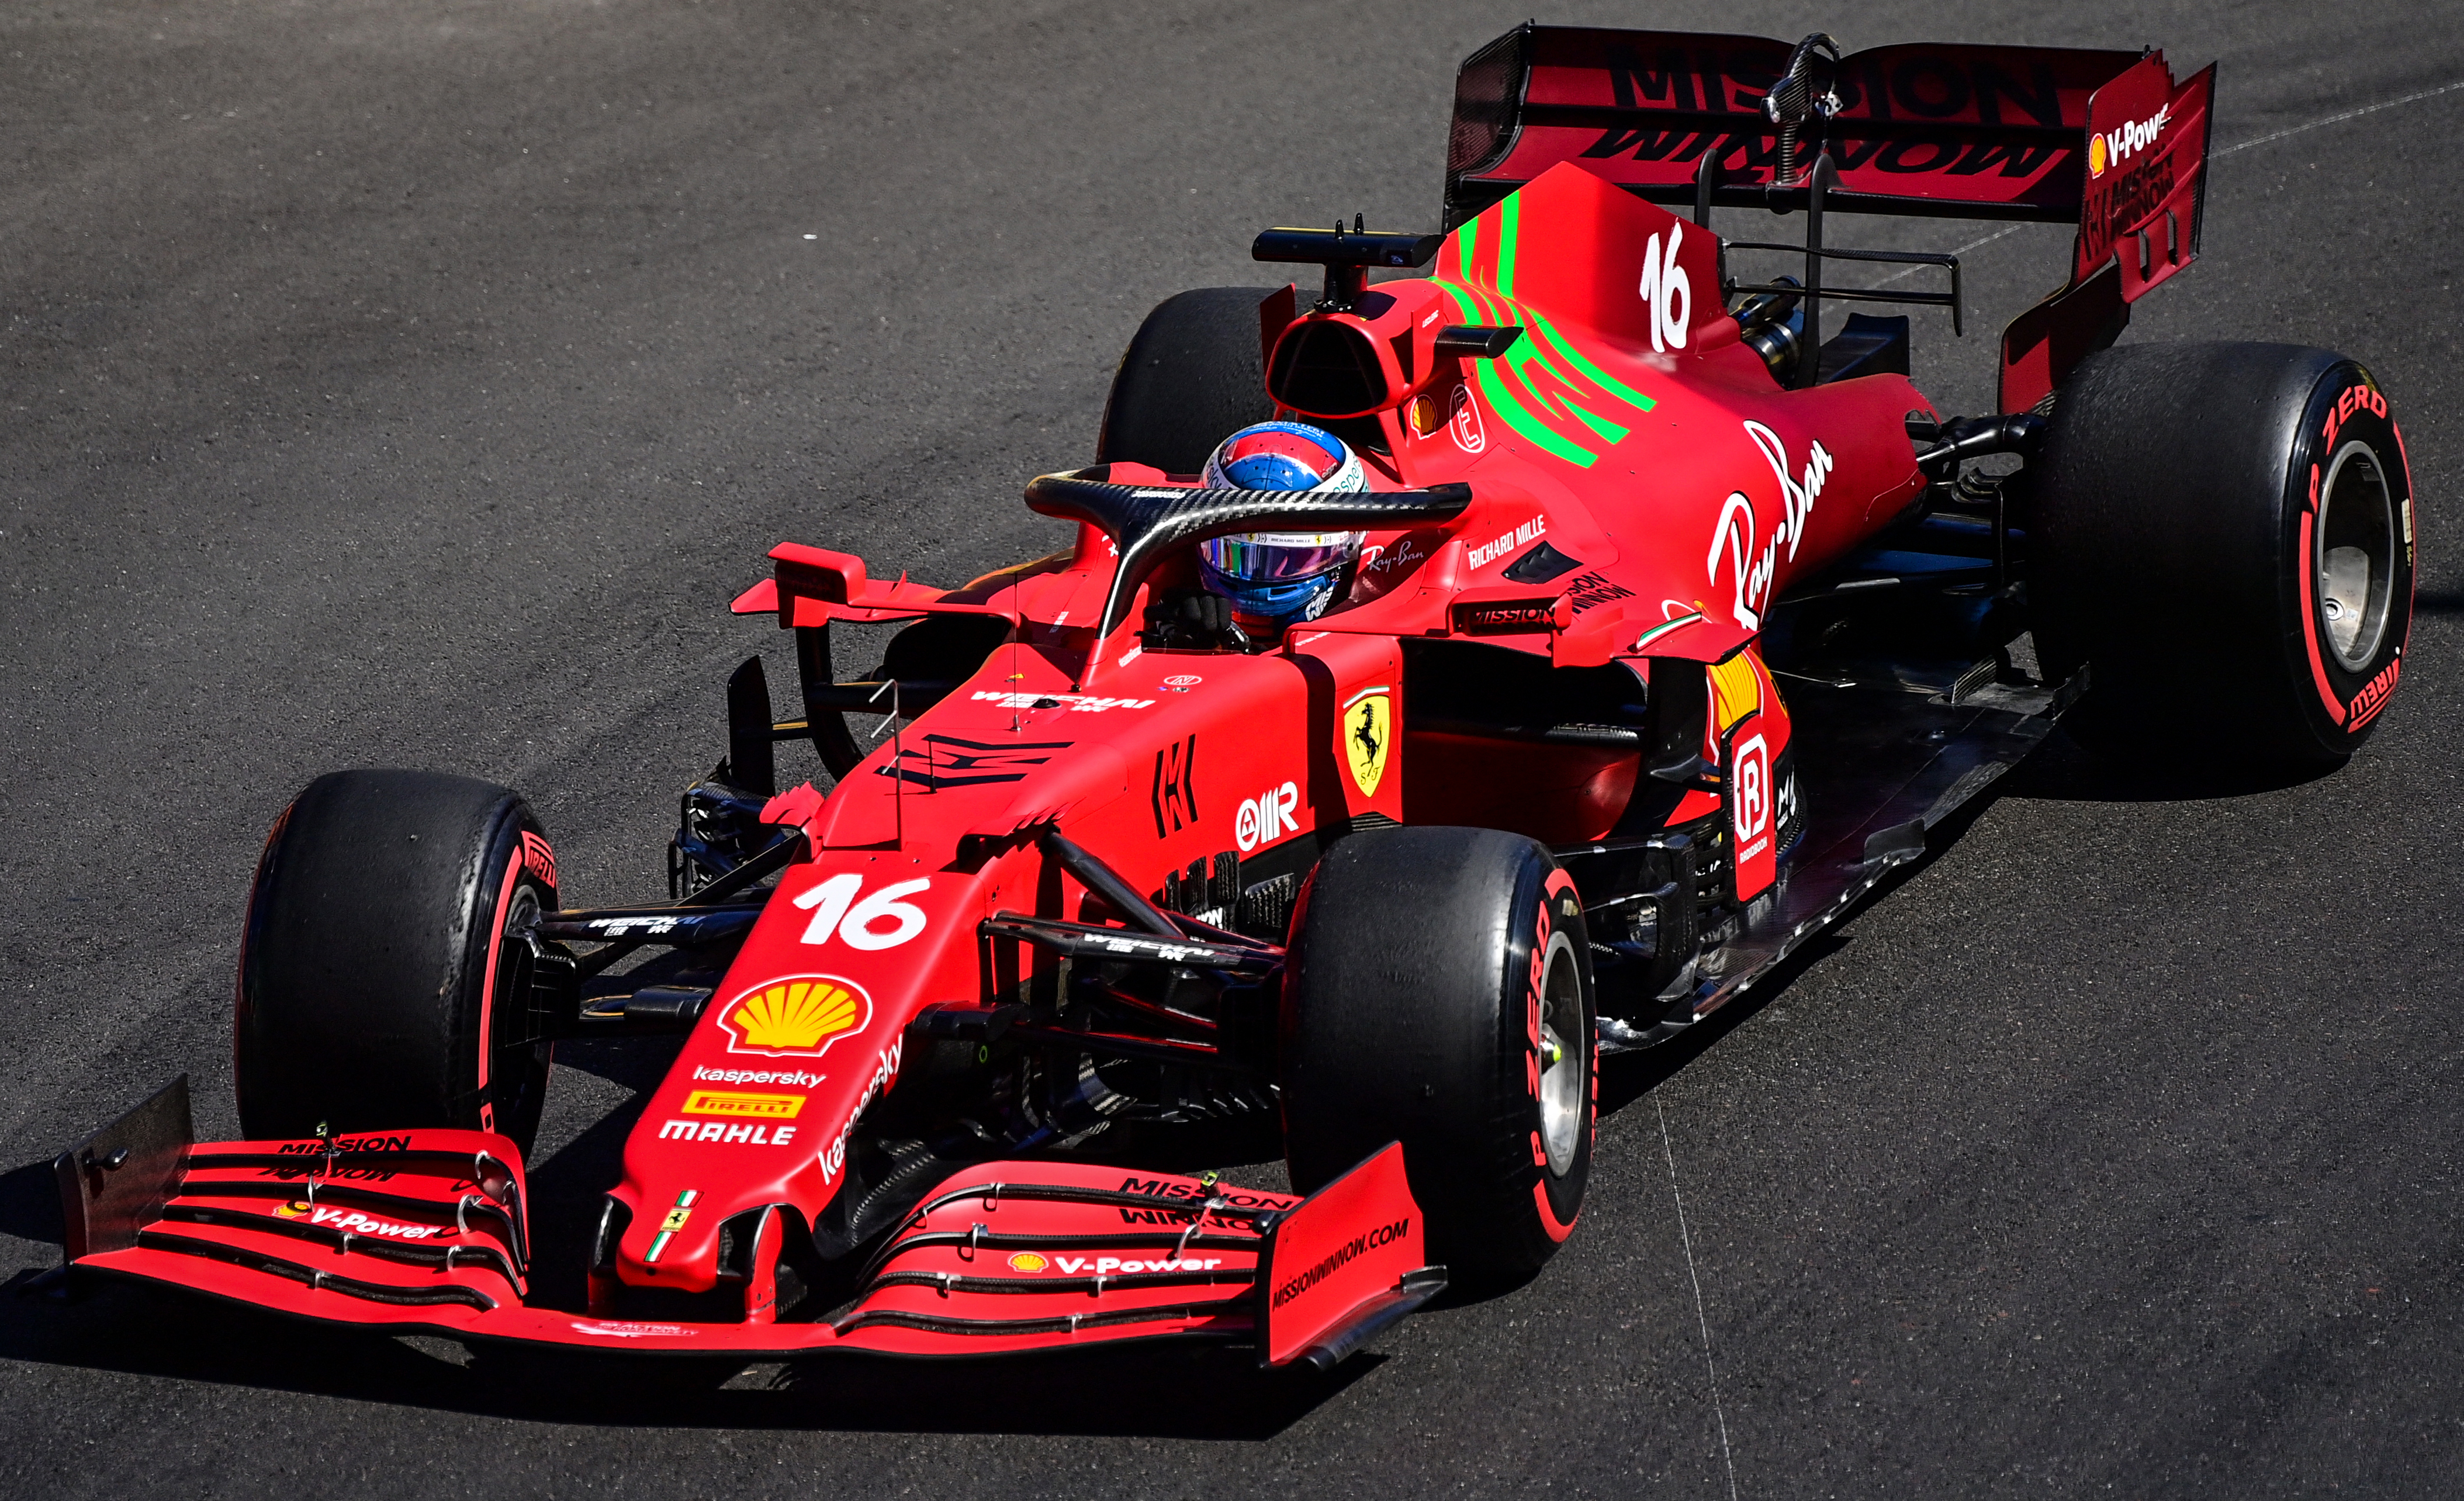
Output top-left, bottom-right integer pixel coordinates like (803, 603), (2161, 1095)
(7, 2), (2463, 1495)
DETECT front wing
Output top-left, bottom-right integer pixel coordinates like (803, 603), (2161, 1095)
(53, 1079), (1440, 1368)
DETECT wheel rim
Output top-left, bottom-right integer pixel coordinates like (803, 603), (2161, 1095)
(2316, 440), (2397, 672)
(1536, 929), (1585, 1176)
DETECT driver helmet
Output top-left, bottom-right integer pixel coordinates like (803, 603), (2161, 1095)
(1196, 421), (1366, 634)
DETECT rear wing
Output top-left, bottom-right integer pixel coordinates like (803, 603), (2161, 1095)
(1442, 26), (2216, 410)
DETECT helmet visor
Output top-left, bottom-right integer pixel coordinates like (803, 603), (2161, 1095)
(1199, 531), (1360, 583)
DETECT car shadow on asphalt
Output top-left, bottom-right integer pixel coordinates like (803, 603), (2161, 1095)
(1589, 708), (2348, 1118)
(1594, 932), (1853, 1119)
(1989, 725), (2342, 803)
(1589, 765), (2016, 1120)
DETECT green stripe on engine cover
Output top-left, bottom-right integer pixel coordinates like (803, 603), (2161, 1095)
(1526, 309), (1656, 416)
(1495, 194), (1520, 299)
(1437, 279), (1594, 466)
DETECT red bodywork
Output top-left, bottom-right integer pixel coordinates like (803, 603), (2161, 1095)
(610, 160), (1927, 1309)
(60, 27), (2219, 1363)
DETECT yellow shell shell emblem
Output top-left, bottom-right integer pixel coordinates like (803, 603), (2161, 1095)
(2087, 132), (2108, 178)
(1008, 1251), (1049, 1273)
(1343, 687), (1391, 797)
(717, 975), (871, 1057)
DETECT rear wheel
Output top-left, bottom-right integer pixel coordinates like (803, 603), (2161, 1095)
(1281, 826), (1595, 1284)
(236, 769), (558, 1153)
(1096, 287), (1278, 473)
(2032, 341), (2415, 763)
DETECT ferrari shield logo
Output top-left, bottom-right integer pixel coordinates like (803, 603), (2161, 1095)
(1342, 687), (1391, 797)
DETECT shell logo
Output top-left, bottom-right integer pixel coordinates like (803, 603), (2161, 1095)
(1007, 1252), (1049, 1273)
(714, 974), (872, 1059)
(2086, 133), (2108, 178)
(274, 1201), (312, 1219)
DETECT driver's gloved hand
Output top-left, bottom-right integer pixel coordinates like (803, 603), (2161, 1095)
(1144, 589), (1250, 651)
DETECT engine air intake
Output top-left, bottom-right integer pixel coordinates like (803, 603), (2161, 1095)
(1267, 319), (1392, 418)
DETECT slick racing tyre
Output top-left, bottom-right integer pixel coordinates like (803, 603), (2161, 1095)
(2032, 342), (2415, 765)
(236, 769), (559, 1153)
(1095, 287), (1278, 473)
(1282, 826), (1596, 1284)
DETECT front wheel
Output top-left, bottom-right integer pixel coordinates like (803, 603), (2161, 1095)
(235, 769), (558, 1152)
(1281, 826), (1596, 1284)
(1095, 287), (1278, 473)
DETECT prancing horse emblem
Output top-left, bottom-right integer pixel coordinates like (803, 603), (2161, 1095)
(1342, 687), (1391, 798)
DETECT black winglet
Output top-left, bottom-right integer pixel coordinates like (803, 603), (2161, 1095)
(1251, 226), (1444, 311)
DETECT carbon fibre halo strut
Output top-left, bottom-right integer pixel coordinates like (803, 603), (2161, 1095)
(1021, 470), (1471, 660)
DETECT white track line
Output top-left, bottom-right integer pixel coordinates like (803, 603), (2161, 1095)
(2217, 77), (2464, 157)
(1659, 1094), (1740, 1501)
(1872, 223), (2024, 284)
(1867, 77), (2464, 285)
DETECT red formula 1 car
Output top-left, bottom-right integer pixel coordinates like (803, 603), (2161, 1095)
(54, 27), (2413, 1368)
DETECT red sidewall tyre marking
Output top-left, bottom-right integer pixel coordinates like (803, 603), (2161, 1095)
(2296, 461), (2348, 727)
(2287, 369), (2411, 752)
(1529, 866), (1591, 1240)
(1533, 1180), (1580, 1241)
(473, 857), (525, 1112)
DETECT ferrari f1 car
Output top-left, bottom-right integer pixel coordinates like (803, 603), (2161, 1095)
(54, 27), (2414, 1368)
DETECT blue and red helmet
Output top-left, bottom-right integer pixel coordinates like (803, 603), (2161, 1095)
(1197, 422), (1366, 634)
